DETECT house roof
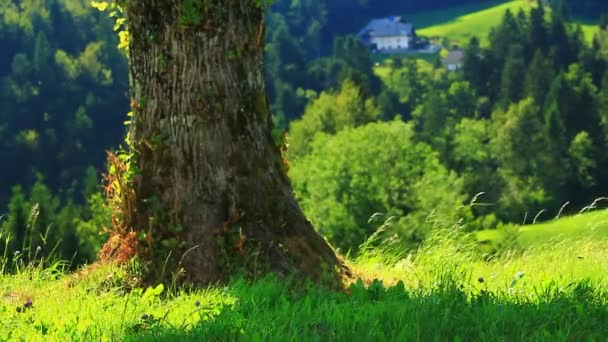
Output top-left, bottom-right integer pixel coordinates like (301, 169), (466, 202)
(358, 17), (414, 39)
(442, 50), (464, 65)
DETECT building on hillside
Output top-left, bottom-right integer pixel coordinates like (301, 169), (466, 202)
(442, 50), (464, 71)
(357, 16), (415, 52)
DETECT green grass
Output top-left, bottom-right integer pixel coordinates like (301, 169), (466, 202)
(411, 0), (599, 46)
(578, 19), (601, 45)
(374, 58), (434, 81)
(409, 0), (517, 29)
(477, 209), (608, 247)
(3, 230), (608, 340)
(413, 0), (533, 46)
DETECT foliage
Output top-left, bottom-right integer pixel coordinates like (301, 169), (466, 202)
(0, 175), (108, 270)
(287, 80), (380, 160)
(290, 121), (466, 252)
(0, 0), (128, 204)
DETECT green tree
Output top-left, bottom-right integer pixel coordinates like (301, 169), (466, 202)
(462, 37), (486, 94)
(288, 80), (380, 160)
(599, 72), (608, 138)
(492, 98), (550, 220)
(290, 121), (466, 251)
(549, 13), (575, 70)
(568, 131), (597, 188)
(489, 10), (524, 63)
(525, 50), (554, 109)
(446, 81), (477, 119)
(499, 44), (526, 107)
(452, 118), (501, 210)
(528, 1), (548, 55)
(2, 186), (29, 256)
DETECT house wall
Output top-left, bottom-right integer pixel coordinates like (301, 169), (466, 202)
(370, 36), (410, 50)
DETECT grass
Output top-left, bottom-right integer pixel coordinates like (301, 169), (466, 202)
(577, 18), (601, 45)
(477, 208), (608, 248)
(405, 0), (509, 28)
(373, 58), (434, 82)
(413, 0), (533, 46)
(410, 0), (599, 46)
(2, 228), (608, 340)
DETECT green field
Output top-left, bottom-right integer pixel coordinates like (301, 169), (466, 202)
(477, 209), (608, 247)
(411, 0), (598, 46)
(3, 225), (608, 340)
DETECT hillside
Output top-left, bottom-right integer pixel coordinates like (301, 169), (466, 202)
(412, 0), (599, 45)
(477, 209), (608, 247)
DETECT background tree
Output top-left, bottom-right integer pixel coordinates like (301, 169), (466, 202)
(290, 121), (466, 251)
(525, 50), (554, 109)
(287, 80), (380, 160)
(499, 44), (526, 107)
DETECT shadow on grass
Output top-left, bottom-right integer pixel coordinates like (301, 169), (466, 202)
(125, 277), (608, 341)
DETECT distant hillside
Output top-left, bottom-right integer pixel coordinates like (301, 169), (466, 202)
(477, 209), (608, 247)
(411, 0), (599, 46)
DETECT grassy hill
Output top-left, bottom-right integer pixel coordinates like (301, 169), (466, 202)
(477, 209), (608, 247)
(410, 0), (598, 46)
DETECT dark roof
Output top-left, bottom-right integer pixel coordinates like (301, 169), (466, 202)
(358, 17), (414, 39)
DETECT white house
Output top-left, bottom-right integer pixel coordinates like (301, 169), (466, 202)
(357, 16), (415, 52)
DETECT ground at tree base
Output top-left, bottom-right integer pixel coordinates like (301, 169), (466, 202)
(2, 232), (608, 341)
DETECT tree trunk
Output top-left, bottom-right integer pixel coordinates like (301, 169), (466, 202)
(120, 0), (346, 285)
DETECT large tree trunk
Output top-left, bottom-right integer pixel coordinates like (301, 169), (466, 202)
(119, 0), (345, 285)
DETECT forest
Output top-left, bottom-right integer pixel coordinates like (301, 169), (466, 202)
(2, 0), (607, 261)
(2, 0), (608, 339)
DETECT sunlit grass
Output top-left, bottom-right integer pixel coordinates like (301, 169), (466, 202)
(580, 22), (600, 44)
(412, 0), (598, 46)
(477, 209), (608, 247)
(414, 0), (533, 46)
(3, 223), (608, 340)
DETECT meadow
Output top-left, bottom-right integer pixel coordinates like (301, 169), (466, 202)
(477, 206), (608, 247)
(412, 0), (598, 45)
(2, 212), (608, 340)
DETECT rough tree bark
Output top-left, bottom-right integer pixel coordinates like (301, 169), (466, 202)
(121, 0), (346, 284)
